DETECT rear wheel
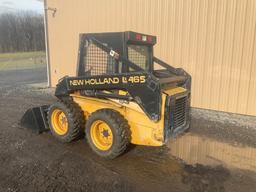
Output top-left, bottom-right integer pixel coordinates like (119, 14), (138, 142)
(48, 98), (85, 142)
(85, 109), (131, 159)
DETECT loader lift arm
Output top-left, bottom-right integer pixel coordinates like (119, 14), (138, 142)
(55, 72), (162, 121)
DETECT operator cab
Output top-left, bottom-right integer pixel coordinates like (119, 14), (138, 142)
(77, 31), (190, 90)
(77, 31), (156, 76)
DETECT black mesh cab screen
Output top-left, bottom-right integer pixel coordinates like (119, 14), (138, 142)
(82, 42), (117, 76)
(127, 45), (150, 71)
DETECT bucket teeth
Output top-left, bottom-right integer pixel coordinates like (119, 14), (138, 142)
(20, 105), (50, 134)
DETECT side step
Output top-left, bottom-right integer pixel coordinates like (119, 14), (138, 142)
(20, 105), (50, 134)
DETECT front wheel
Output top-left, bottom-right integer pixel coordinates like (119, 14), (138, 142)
(48, 99), (84, 142)
(85, 109), (131, 159)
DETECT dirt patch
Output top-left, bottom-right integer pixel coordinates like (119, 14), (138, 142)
(182, 164), (230, 192)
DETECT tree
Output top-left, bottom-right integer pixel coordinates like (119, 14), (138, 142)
(0, 11), (45, 53)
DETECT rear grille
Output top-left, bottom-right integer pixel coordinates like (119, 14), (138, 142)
(173, 96), (187, 128)
(164, 93), (190, 139)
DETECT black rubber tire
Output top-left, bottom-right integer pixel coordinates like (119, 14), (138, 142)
(85, 109), (131, 159)
(48, 97), (85, 143)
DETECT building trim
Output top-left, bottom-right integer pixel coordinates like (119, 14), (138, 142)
(43, 0), (51, 87)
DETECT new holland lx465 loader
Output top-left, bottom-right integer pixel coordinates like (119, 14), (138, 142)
(21, 31), (191, 159)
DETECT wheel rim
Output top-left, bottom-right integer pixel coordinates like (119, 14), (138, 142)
(90, 120), (113, 151)
(51, 109), (68, 135)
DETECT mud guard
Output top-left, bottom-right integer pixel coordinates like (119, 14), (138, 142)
(20, 105), (49, 134)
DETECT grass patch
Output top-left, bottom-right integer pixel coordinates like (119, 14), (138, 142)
(0, 51), (45, 59)
(0, 51), (46, 71)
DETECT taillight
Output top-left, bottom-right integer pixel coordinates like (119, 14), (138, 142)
(129, 32), (155, 44)
(136, 34), (148, 42)
(147, 36), (153, 43)
(135, 34), (142, 40)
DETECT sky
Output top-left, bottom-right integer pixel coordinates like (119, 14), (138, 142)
(0, 0), (43, 14)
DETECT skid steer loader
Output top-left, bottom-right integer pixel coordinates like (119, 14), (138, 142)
(21, 31), (191, 159)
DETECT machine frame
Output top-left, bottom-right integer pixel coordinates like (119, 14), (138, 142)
(21, 31), (192, 158)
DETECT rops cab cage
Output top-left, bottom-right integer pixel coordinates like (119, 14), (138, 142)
(55, 31), (191, 125)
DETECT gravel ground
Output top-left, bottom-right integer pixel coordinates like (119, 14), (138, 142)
(191, 108), (256, 147)
(0, 67), (256, 192)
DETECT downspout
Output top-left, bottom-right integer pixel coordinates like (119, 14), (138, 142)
(43, 0), (51, 87)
